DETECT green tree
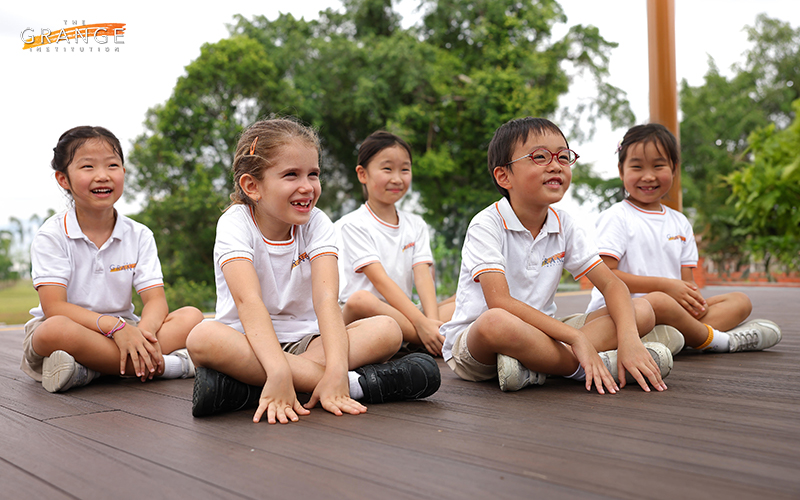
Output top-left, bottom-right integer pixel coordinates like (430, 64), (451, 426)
(0, 230), (19, 282)
(129, 0), (633, 295)
(726, 98), (800, 276)
(680, 14), (798, 266)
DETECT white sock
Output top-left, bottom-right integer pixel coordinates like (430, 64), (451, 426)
(160, 355), (184, 379)
(565, 364), (586, 381)
(707, 329), (731, 352)
(348, 371), (364, 399)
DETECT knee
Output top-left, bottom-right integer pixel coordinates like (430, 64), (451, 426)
(176, 306), (205, 327)
(471, 309), (517, 348)
(730, 292), (752, 318)
(632, 298), (656, 333)
(31, 316), (75, 354)
(371, 314), (403, 351)
(185, 322), (214, 365)
(342, 290), (378, 320)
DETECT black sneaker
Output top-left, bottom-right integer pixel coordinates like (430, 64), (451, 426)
(355, 353), (441, 404)
(192, 367), (261, 417)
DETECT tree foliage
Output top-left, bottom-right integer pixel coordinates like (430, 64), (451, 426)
(727, 98), (800, 275)
(129, 0), (633, 295)
(680, 14), (798, 265)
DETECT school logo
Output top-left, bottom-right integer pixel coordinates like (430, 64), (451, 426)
(20, 20), (126, 52)
(667, 234), (687, 243)
(291, 252), (309, 269)
(109, 262), (137, 272)
(541, 252), (565, 268)
(402, 242), (416, 252)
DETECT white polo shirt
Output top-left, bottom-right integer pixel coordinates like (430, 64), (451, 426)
(440, 198), (602, 361)
(336, 203), (433, 303)
(212, 204), (338, 342)
(586, 200), (698, 313)
(28, 208), (164, 322)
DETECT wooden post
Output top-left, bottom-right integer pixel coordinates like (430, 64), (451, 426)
(647, 0), (681, 211)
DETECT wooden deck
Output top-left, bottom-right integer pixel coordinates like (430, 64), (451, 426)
(1, 286), (798, 499)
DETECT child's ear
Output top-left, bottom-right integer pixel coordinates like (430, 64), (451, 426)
(355, 164), (368, 184)
(239, 174), (261, 203)
(493, 166), (511, 190)
(55, 171), (71, 192)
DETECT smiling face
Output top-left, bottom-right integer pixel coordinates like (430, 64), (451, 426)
(494, 131), (572, 212)
(619, 139), (675, 211)
(356, 144), (412, 210)
(242, 140), (321, 241)
(56, 138), (125, 216)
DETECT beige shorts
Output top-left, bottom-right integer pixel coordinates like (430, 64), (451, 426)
(280, 334), (319, 355)
(20, 315), (139, 382)
(446, 313), (589, 382)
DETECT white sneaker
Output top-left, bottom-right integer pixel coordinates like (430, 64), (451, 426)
(597, 342), (673, 384)
(497, 354), (545, 392)
(727, 319), (782, 352)
(170, 348), (196, 378)
(641, 325), (685, 355)
(42, 350), (100, 393)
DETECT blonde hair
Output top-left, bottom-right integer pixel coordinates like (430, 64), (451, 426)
(230, 118), (321, 207)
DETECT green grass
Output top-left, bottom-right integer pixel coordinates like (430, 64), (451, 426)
(0, 280), (39, 326)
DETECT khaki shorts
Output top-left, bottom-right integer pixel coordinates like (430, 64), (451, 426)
(280, 334), (319, 355)
(446, 313), (589, 382)
(20, 315), (139, 382)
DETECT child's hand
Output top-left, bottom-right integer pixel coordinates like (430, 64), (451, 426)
(112, 324), (159, 378)
(663, 279), (707, 318)
(138, 326), (163, 381)
(253, 370), (309, 424)
(415, 318), (445, 356)
(571, 337), (618, 395)
(617, 339), (667, 392)
(305, 370), (366, 416)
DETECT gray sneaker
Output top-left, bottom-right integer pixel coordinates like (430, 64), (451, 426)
(597, 342), (672, 384)
(497, 354), (545, 392)
(641, 325), (685, 355)
(170, 348), (196, 378)
(42, 350), (100, 393)
(727, 319), (782, 352)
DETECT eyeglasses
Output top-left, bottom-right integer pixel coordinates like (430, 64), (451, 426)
(504, 148), (579, 167)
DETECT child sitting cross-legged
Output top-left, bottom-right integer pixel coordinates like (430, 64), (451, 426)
(440, 117), (673, 393)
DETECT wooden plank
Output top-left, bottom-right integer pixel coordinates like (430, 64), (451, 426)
(0, 458), (73, 499)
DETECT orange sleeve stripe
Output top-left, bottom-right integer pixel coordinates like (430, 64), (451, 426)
(310, 252), (337, 261)
(137, 283), (164, 293)
(472, 268), (504, 281)
(34, 282), (67, 290)
(574, 258), (603, 280)
(355, 260), (380, 272)
(599, 251), (621, 261)
(680, 264), (697, 268)
(220, 256), (252, 267)
(412, 260), (433, 268)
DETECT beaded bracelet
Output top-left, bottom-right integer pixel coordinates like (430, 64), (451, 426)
(97, 314), (126, 338)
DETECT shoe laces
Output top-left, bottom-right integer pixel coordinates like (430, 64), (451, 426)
(729, 329), (759, 352)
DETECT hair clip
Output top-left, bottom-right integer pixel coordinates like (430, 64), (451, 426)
(615, 140), (623, 154)
(249, 136), (259, 155)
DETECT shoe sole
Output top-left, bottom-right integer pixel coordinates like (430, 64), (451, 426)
(497, 354), (545, 392)
(42, 350), (77, 393)
(641, 325), (685, 356)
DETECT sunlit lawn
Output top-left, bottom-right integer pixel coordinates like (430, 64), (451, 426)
(0, 280), (37, 326)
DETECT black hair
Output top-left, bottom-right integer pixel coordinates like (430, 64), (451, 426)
(487, 117), (569, 200)
(618, 123), (680, 173)
(52, 126), (124, 176)
(357, 131), (412, 200)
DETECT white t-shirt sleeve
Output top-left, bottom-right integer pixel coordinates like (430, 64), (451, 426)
(214, 207), (256, 269)
(562, 213), (602, 280)
(30, 228), (70, 289)
(681, 217), (699, 267)
(593, 206), (627, 262)
(305, 210), (338, 261)
(412, 215), (434, 268)
(132, 227), (164, 294)
(339, 218), (379, 272)
(463, 220), (505, 282)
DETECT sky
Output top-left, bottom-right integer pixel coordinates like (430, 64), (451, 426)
(1, 0), (799, 231)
